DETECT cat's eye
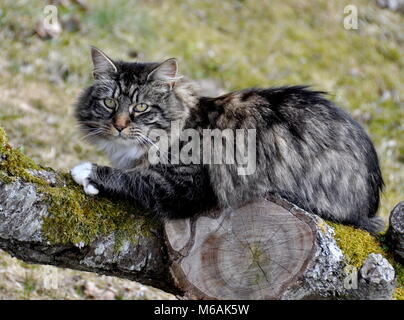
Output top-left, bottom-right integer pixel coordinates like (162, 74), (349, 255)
(133, 103), (149, 113)
(103, 98), (117, 110)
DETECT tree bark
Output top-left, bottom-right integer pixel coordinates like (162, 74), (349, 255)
(0, 177), (179, 295)
(0, 130), (398, 299)
(387, 201), (404, 263)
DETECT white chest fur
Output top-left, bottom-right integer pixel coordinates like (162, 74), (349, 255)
(95, 139), (145, 169)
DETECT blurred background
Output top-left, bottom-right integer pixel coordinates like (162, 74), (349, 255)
(0, 0), (402, 299)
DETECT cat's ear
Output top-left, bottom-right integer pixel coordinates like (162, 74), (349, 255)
(90, 46), (117, 79)
(147, 58), (182, 88)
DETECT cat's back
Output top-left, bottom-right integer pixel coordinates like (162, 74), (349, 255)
(198, 85), (383, 233)
(201, 85), (351, 131)
(207, 85), (376, 164)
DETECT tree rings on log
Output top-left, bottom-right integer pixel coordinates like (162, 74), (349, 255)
(164, 197), (317, 299)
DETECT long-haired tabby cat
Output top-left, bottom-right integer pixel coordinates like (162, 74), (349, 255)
(71, 47), (384, 233)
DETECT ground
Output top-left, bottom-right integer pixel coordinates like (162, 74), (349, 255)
(0, 0), (402, 299)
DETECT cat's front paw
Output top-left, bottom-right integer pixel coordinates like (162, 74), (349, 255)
(71, 162), (93, 185)
(70, 162), (99, 196)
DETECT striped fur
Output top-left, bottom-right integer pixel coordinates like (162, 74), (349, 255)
(74, 49), (384, 233)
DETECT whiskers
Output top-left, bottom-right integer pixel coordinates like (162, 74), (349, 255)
(76, 121), (175, 165)
(77, 121), (111, 142)
(135, 131), (173, 164)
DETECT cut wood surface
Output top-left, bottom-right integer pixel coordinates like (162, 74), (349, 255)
(165, 198), (317, 299)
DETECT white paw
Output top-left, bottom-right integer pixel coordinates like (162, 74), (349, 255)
(71, 162), (99, 196)
(84, 183), (99, 195)
(71, 162), (93, 185)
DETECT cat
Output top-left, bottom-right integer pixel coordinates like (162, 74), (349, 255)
(71, 47), (384, 233)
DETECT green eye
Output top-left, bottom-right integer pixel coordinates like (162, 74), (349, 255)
(134, 103), (149, 113)
(104, 98), (116, 109)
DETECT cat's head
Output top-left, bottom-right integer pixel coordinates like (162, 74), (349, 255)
(75, 47), (195, 156)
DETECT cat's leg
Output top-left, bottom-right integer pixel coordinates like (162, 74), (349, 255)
(71, 162), (216, 219)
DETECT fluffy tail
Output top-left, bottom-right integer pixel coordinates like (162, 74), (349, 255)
(358, 216), (386, 234)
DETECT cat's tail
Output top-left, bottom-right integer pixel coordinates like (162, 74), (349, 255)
(358, 216), (386, 234)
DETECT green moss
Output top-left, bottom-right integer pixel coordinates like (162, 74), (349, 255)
(40, 175), (157, 247)
(327, 221), (404, 300)
(394, 287), (404, 300)
(327, 222), (386, 268)
(393, 262), (404, 298)
(0, 171), (13, 184)
(0, 127), (44, 185)
(0, 126), (158, 248)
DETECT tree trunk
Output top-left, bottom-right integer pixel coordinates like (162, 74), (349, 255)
(0, 128), (398, 299)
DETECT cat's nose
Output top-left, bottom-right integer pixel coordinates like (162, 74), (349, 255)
(113, 115), (130, 132)
(113, 123), (127, 132)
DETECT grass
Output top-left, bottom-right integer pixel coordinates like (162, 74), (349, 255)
(22, 275), (37, 299)
(0, 0), (402, 299)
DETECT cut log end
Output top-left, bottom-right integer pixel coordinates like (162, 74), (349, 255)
(165, 198), (317, 299)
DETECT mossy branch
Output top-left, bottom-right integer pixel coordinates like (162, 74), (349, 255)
(0, 127), (179, 295)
